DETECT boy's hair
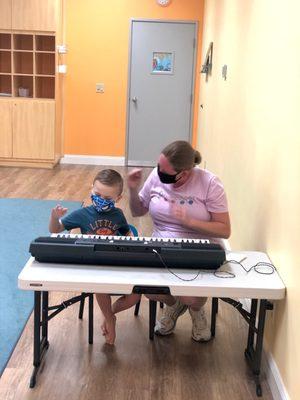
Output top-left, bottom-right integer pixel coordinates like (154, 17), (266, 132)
(93, 169), (123, 194)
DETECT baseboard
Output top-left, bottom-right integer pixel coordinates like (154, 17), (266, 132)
(60, 155), (125, 166)
(262, 350), (290, 400)
(237, 298), (290, 400)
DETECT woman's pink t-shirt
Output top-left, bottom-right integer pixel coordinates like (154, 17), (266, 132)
(139, 167), (228, 240)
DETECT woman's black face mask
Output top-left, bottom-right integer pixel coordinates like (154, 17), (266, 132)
(157, 164), (180, 184)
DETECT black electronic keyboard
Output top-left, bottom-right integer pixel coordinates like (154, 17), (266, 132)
(29, 234), (226, 270)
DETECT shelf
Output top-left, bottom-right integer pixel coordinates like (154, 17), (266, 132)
(0, 75), (12, 96)
(13, 52), (33, 74)
(36, 51), (55, 54)
(0, 51), (11, 73)
(12, 73), (33, 76)
(35, 76), (55, 99)
(35, 53), (55, 76)
(0, 33), (57, 99)
(36, 74), (55, 78)
(14, 75), (33, 98)
(13, 34), (33, 51)
(36, 35), (55, 52)
(13, 50), (34, 53)
(0, 33), (11, 50)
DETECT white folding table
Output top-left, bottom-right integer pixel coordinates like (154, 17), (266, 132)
(18, 250), (285, 397)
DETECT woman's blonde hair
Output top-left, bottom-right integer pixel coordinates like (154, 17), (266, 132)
(162, 141), (202, 172)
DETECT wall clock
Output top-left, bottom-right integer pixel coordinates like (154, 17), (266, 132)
(156, 0), (171, 6)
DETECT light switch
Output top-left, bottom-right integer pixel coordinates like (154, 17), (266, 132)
(57, 44), (68, 54)
(58, 64), (67, 74)
(96, 83), (104, 93)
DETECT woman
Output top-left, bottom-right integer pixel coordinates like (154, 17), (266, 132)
(127, 141), (231, 341)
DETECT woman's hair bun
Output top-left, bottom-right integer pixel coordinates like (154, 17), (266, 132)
(194, 150), (202, 165)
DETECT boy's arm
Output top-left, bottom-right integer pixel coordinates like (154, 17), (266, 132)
(116, 209), (134, 237)
(49, 205), (67, 233)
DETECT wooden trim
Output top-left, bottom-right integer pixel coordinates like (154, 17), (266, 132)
(0, 158), (60, 169)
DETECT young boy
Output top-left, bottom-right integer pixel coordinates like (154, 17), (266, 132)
(49, 169), (140, 345)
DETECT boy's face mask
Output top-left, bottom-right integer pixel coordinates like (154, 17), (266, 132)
(157, 164), (180, 184)
(91, 194), (115, 212)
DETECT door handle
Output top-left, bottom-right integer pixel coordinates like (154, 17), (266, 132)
(132, 96), (137, 103)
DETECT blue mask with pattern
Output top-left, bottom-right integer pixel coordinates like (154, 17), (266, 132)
(91, 194), (115, 212)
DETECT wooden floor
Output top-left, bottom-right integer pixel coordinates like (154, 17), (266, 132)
(0, 165), (273, 400)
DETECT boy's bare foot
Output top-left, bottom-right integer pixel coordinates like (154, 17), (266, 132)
(101, 315), (116, 345)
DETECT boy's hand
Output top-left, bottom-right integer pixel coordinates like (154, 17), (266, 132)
(127, 169), (142, 190)
(51, 204), (68, 220)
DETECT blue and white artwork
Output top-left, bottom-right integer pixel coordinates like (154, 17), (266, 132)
(152, 52), (174, 74)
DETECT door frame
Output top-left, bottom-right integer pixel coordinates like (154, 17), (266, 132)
(125, 18), (199, 166)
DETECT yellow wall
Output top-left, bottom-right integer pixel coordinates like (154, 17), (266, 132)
(64, 0), (204, 156)
(198, 1), (300, 398)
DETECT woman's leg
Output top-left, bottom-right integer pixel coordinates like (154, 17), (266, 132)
(178, 296), (211, 342)
(145, 294), (188, 336)
(178, 296), (207, 310)
(144, 294), (176, 306)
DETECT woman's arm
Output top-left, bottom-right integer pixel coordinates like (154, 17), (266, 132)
(129, 188), (148, 217)
(127, 169), (149, 217)
(173, 207), (231, 239)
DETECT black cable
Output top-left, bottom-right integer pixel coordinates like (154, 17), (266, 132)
(152, 249), (203, 281)
(152, 249), (276, 281)
(215, 259), (277, 279)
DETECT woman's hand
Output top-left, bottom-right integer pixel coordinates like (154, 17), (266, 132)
(171, 205), (191, 227)
(171, 205), (231, 239)
(127, 169), (143, 190)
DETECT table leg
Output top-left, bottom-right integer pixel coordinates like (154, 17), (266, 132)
(244, 299), (273, 397)
(134, 300), (141, 316)
(30, 291), (49, 388)
(245, 299), (258, 354)
(42, 291), (49, 345)
(88, 294), (94, 344)
(211, 298), (218, 337)
(149, 300), (157, 340)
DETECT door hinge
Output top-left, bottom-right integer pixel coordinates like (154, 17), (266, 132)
(190, 94), (193, 103)
(193, 38), (196, 48)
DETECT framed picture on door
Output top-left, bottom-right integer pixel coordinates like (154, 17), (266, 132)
(152, 52), (174, 74)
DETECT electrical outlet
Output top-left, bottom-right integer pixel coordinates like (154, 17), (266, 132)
(96, 83), (104, 93)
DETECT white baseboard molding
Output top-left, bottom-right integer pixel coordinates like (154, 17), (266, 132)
(60, 155), (125, 166)
(262, 350), (290, 400)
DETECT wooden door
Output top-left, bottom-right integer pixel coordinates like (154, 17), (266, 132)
(0, 0), (12, 30)
(12, 0), (58, 31)
(13, 100), (55, 160)
(0, 100), (13, 157)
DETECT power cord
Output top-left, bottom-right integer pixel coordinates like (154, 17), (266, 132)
(152, 249), (276, 281)
(152, 249), (203, 281)
(215, 259), (276, 278)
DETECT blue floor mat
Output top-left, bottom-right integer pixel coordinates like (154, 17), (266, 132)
(0, 198), (81, 374)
